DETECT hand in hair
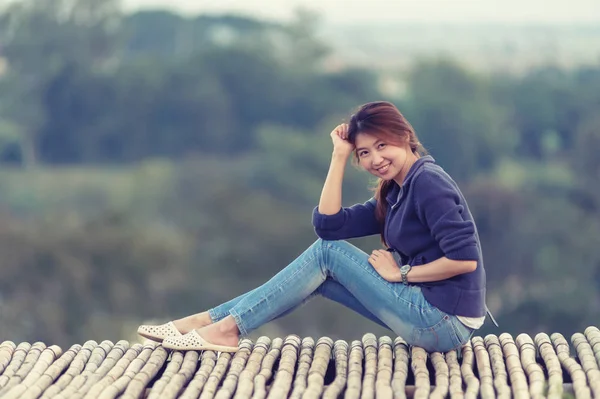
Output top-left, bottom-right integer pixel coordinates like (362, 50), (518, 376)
(330, 123), (354, 158)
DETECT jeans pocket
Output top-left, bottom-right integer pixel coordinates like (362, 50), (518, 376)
(449, 316), (475, 346)
(410, 311), (463, 353)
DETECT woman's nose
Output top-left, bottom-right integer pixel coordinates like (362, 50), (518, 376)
(372, 153), (384, 165)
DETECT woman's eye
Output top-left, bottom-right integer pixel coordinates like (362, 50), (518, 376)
(359, 151), (368, 157)
(378, 143), (386, 149)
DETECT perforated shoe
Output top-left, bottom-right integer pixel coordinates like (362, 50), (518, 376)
(162, 330), (239, 352)
(137, 321), (182, 342)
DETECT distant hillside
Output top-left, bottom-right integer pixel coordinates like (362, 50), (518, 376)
(320, 23), (600, 73)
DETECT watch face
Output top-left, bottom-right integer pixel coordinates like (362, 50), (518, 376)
(400, 265), (411, 273)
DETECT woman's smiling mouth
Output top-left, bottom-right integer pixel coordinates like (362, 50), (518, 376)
(376, 164), (390, 174)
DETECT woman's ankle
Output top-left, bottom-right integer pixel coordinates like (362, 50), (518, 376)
(213, 316), (240, 336)
(173, 312), (213, 332)
(199, 317), (240, 346)
(195, 311), (214, 325)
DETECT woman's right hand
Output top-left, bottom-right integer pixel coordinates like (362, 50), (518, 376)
(330, 123), (354, 158)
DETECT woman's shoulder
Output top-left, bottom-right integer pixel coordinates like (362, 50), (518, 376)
(411, 162), (461, 197)
(413, 161), (455, 185)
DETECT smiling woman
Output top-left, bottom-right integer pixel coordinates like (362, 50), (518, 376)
(138, 101), (495, 354)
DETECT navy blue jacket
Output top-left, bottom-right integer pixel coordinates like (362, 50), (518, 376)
(312, 156), (487, 318)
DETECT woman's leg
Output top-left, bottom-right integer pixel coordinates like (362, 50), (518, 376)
(194, 238), (466, 352)
(172, 273), (390, 334)
(209, 278), (390, 330)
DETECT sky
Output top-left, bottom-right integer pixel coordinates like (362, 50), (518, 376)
(122, 0), (600, 24)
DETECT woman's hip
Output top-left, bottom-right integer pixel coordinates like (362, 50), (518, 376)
(318, 239), (475, 351)
(381, 284), (475, 352)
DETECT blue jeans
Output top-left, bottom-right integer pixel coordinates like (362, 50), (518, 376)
(208, 239), (474, 353)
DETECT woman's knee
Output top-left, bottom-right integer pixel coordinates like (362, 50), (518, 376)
(317, 239), (369, 262)
(314, 238), (354, 252)
(310, 238), (344, 256)
(314, 238), (340, 245)
(310, 239), (375, 281)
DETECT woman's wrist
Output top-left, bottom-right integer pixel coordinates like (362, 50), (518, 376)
(331, 150), (351, 161)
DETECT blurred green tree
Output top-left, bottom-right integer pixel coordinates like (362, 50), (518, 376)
(403, 59), (516, 181)
(0, 0), (122, 167)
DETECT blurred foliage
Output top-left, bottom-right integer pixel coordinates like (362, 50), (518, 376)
(0, 0), (599, 346)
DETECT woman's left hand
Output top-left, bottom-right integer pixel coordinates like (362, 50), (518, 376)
(369, 249), (401, 282)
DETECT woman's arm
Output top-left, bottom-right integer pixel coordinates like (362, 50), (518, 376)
(406, 257), (476, 283)
(313, 123), (380, 240)
(318, 124), (353, 214)
(368, 250), (476, 283)
(318, 152), (350, 215)
(413, 169), (480, 262)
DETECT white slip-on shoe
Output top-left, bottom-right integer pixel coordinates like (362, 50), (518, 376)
(162, 330), (239, 353)
(137, 321), (182, 342)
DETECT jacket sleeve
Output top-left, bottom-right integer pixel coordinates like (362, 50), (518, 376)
(413, 170), (480, 261)
(312, 198), (381, 240)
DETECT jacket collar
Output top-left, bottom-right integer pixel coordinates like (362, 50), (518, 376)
(385, 155), (435, 204)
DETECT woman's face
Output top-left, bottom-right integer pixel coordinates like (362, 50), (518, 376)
(354, 132), (412, 183)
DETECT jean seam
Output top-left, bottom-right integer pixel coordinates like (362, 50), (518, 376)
(411, 285), (437, 313)
(413, 314), (462, 352)
(327, 244), (428, 312)
(229, 249), (323, 334)
(413, 313), (448, 335)
(449, 316), (470, 349)
(229, 309), (248, 337)
(208, 309), (219, 323)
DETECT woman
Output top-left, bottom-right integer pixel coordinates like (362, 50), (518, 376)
(138, 101), (494, 353)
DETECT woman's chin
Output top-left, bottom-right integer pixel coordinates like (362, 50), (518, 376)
(367, 168), (398, 181)
(369, 173), (395, 181)
(378, 171), (401, 182)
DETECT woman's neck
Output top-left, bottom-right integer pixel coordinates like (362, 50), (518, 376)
(393, 152), (419, 186)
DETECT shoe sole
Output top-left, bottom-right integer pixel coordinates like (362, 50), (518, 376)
(162, 342), (239, 352)
(138, 331), (168, 342)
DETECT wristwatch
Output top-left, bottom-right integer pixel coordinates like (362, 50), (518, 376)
(399, 264), (412, 285)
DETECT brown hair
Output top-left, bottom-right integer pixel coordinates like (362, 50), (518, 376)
(346, 101), (427, 244)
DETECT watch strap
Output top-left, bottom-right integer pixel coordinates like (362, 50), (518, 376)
(400, 265), (411, 285)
